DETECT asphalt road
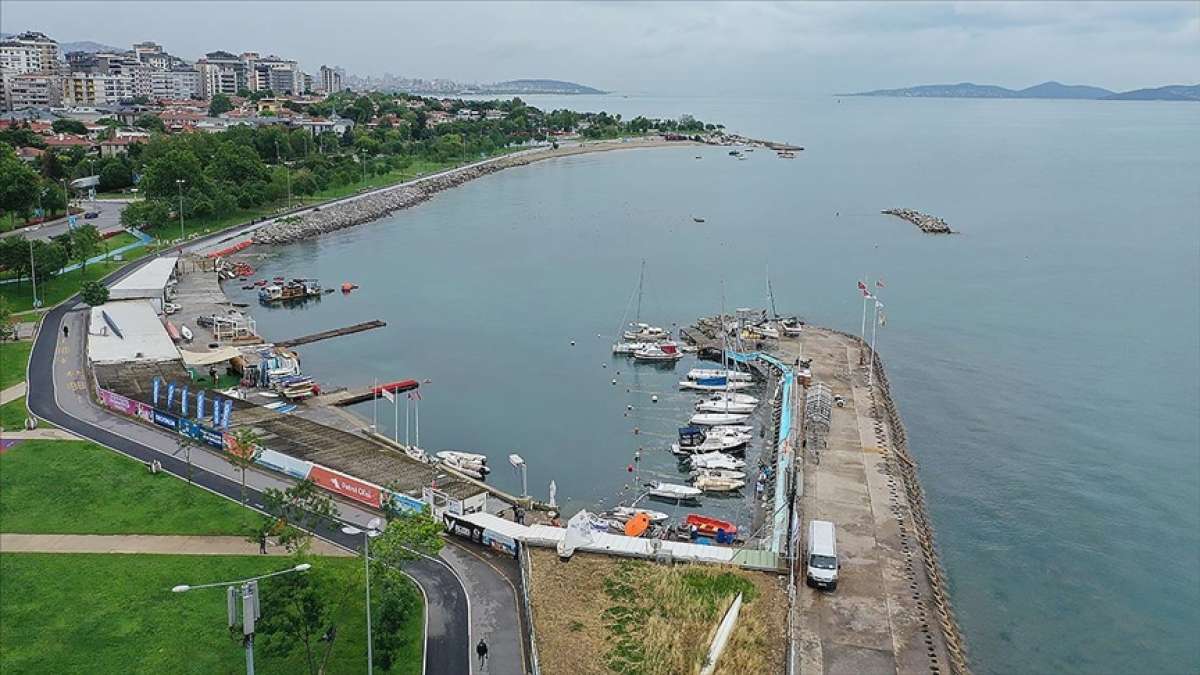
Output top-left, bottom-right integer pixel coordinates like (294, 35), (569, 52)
(1, 198), (127, 241)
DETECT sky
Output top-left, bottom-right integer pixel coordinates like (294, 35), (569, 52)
(2, 1), (1197, 95)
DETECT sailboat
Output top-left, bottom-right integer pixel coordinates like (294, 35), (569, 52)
(695, 399), (756, 414)
(686, 368), (753, 382)
(646, 481), (702, 501)
(679, 377), (753, 392)
(690, 411), (752, 426)
(613, 260), (670, 352)
(632, 342), (684, 362)
(701, 391), (760, 406)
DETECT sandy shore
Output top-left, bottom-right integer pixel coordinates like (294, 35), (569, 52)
(251, 136), (702, 245)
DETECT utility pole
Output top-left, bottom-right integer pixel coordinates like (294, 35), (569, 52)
(175, 179), (186, 241)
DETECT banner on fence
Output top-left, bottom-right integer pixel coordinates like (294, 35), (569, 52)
(152, 409), (178, 430)
(308, 465), (382, 508)
(387, 491), (427, 514)
(255, 448), (314, 480)
(99, 389), (136, 416)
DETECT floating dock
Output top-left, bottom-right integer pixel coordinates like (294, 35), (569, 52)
(275, 320), (386, 348)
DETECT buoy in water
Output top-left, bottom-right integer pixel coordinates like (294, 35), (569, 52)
(633, 427), (640, 435)
(611, 379), (617, 385)
(651, 395), (659, 403)
(570, 340), (575, 346)
(626, 404), (633, 411)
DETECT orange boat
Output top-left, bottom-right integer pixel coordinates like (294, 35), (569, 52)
(685, 513), (737, 537)
(624, 512), (651, 537)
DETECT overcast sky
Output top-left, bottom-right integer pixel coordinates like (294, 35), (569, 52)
(4, 1), (1197, 94)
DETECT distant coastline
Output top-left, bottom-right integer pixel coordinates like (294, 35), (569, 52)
(841, 81), (1200, 102)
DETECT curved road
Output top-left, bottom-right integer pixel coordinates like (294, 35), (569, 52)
(22, 252), (527, 674)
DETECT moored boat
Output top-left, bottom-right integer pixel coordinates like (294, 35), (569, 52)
(679, 377), (753, 392)
(646, 482), (702, 501)
(693, 475), (746, 492)
(633, 342), (684, 361)
(690, 412), (751, 426)
(610, 506), (670, 523)
(690, 468), (747, 481)
(702, 391), (760, 406)
(685, 513), (738, 537)
(612, 341), (653, 355)
(623, 322), (670, 342)
(695, 399), (756, 414)
(689, 452), (746, 470)
(686, 368), (753, 382)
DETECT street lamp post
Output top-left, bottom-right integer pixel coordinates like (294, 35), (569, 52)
(342, 519), (384, 675)
(26, 226), (40, 308)
(175, 179), (186, 241)
(509, 453), (528, 499)
(171, 563), (312, 675)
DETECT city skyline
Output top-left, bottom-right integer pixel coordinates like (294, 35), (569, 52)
(3, 1), (1197, 95)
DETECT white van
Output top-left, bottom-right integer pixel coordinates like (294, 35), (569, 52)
(806, 520), (839, 590)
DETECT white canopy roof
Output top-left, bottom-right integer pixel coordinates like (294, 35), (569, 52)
(109, 256), (178, 299)
(87, 300), (181, 364)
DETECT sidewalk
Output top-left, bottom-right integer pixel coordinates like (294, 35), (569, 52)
(0, 382), (27, 405)
(1, 428), (79, 440)
(0, 533), (351, 557)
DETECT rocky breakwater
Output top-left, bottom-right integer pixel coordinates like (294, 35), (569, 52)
(882, 208), (954, 234)
(252, 154), (532, 245)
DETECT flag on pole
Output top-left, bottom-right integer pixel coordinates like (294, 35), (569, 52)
(879, 310), (887, 326)
(221, 398), (233, 429)
(381, 386), (395, 403)
(180, 386), (189, 416)
(876, 279), (886, 288)
(152, 377), (161, 405)
(408, 390), (421, 401)
(857, 280), (867, 291)
(862, 290), (874, 299)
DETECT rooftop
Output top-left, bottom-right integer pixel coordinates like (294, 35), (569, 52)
(87, 300), (181, 365)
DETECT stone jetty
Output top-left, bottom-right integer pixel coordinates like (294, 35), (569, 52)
(882, 208), (954, 234)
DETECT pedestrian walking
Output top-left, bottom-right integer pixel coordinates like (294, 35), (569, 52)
(259, 532), (267, 554)
(209, 366), (218, 385)
(62, 324), (69, 338)
(476, 639), (488, 666)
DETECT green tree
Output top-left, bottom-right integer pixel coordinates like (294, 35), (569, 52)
(208, 93), (233, 117)
(51, 119), (88, 135)
(119, 198), (171, 230)
(256, 561), (356, 675)
(372, 503), (444, 566)
(70, 224), (101, 270)
(253, 479), (337, 554)
(98, 160), (133, 192)
(0, 297), (14, 341)
(133, 114), (165, 132)
(172, 432), (197, 501)
(29, 240), (68, 284)
(79, 280), (109, 306)
(0, 145), (40, 220)
(226, 426), (261, 510)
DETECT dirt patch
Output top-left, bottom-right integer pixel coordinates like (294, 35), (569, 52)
(527, 549), (787, 675)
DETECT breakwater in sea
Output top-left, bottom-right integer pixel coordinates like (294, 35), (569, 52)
(882, 208), (954, 234)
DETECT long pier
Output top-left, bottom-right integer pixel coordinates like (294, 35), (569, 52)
(275, 320), (386, 348)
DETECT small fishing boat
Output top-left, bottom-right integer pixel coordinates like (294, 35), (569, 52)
(779, 316), (804, 336)
(623, 512), (652, 537)
(646, 482), (702, 501)
(695, 399), (756, 414)
(679, 377), (753, 392)
(611, 506), (670, 523)
(710, 424), (754, 436)
(633, 342), (684, 362)
(701, 391), (760, 406)
(612, 341), (653, 355)
(623, 322), (670, 342)
(728, 150), (741, 156)
(691, 468), (747, 481)
(443, 460), (485, 480)
(693, 475), (745, 492)
(685, 513), (738, 537)
(180, 325), (194, 342)
(671, 425), (751, 455)
(439, 454), (490, 478)
(341, 282), (359, 293)
(689, 452), (746, 470)
(692, 217), (706, 223)
(686, 368), (753, 382)
(690, 412), (751, 426)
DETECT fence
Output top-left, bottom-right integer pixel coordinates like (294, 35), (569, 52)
(517, 547), (542, 675)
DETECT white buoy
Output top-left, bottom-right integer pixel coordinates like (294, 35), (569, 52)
(602, 363), (607, 368)
(652, 395), (659, 403)
(612, 379), (617, 385)
(626, 404), (633, 411)
(570, 340), (575, 346)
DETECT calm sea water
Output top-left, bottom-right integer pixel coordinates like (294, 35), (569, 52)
(228, 95), (1200, 674)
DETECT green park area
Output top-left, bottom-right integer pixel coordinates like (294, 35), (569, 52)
(0, 339), (32, 390)
(0, 438), (425, 674)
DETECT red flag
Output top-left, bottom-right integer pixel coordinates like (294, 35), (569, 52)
(862, 289), (873, 298)
(876, 279), (886, 288)
(857, 281), (867, 291)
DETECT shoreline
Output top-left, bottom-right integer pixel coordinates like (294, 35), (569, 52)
(248, 136), (703, 246)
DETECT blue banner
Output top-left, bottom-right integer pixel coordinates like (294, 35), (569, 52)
(167, 382), (176, 409)
(212, 397), (221, 427)
(177, 417), (201, 440)
(222, 399), (233, 429)
(180, 386), (189, 416)
(152, 410), (178, 430)
(195, 390), (205, 421)
(152, 377), (161, 405)
(199, 427), (224, 448)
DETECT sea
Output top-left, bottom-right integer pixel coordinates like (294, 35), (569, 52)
(224, 94), (1200, 674)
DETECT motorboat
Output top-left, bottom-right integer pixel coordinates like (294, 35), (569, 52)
(180, 325), (194, 342)
(690, 412), (752, 426)
(671, 434), (749, 456)
(436, 450), (488, 465)
(679, 378), (754, 392)
(259, 279), (322, 304)
(687, 368), (753, 382)
(702, 391), (760, 406)
(685, 513), (738, 537)
(612, 341), (653, 355)
(610, 506), (670, 523)
(623, 512), (652, 537)
(623, 322), (670, 342)
(633, 342), (684, 361)
(693, 475), (746, 492)
(690, 468), (747, 481)
(437, 451), (490, 477)
(745, 322), (780, 339)
(689, 452), (746, 470)
(695, 399), (756, 414)
(710, 424), (754, 436)
(647, 482), (702, 501)
(779, 316), (804, 336)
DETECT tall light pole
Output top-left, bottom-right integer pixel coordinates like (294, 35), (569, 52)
(868, 299), (884, 387)
(27, 226), (40, 308)
(342, 519), (384, 675)
(175, 178), (186, 241)
(171, 563), (312, 675)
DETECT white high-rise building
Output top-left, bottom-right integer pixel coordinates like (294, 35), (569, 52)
(0, 31), (60, 75)
(318, 65), (343, 94)
(196, 51), (245, 98)
(3, 73), (62, 110)
(150, 68), (201, 100)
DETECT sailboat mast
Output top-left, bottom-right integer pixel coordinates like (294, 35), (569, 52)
(766, 264), (778, 319)
(635, 259), (646, 325)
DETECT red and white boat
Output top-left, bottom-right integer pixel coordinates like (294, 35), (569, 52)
(633, 342), (684, 362)
(685, 513), (738, 537)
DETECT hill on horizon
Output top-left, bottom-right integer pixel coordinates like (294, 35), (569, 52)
(843, 80), (1196, 102)
(480, 79), (606, 95)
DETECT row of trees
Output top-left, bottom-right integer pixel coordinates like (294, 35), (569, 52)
(0, 222), (105, 286)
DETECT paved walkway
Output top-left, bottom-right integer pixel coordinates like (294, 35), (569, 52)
(0, 381), (26, 405)
(0, 428), (78, 440)
(0, 533), (349, 557)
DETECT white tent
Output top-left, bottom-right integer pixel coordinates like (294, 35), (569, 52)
(109, 256), (178, 313)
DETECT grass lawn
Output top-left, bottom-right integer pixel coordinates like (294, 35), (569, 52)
(1, 258), (127, 313)
(0, 396), (30, 430)
(0, 553), (422, 675)
(0, 439), (254, 535)
(0, 340), (32, 390)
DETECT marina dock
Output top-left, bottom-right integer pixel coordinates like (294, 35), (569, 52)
(275, 320), (386, 348)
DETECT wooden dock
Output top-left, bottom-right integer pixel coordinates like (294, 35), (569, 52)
(276, 320), (386, 348)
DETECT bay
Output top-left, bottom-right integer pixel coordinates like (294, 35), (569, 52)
(228, 94), (1200, 674)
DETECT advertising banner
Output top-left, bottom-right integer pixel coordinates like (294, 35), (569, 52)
(221, 399), (233, 429)
(308, 465), (382, 509)
(388, 491), (427, 514)
(134, 401), (154, 423)
(195, 390), (205, 422)
(255, 448), (314, 480)
(177, 418), (202, 441)
(198, 427), (224, 449)
(152, 377), (160, 405)
(152, 410), (179, 430)
(180, 387), (189, 416)
(99, 389), (137, 416)
(167, 382), (176, 409)
(212, 397), (221, 427)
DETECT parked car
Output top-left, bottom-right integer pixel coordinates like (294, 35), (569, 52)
(84, 211), (100, 219)
(806, 520), (840, 590)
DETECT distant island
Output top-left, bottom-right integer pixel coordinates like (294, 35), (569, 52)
(841, 81), (1199, 102)
(470, 79), (607, 95)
